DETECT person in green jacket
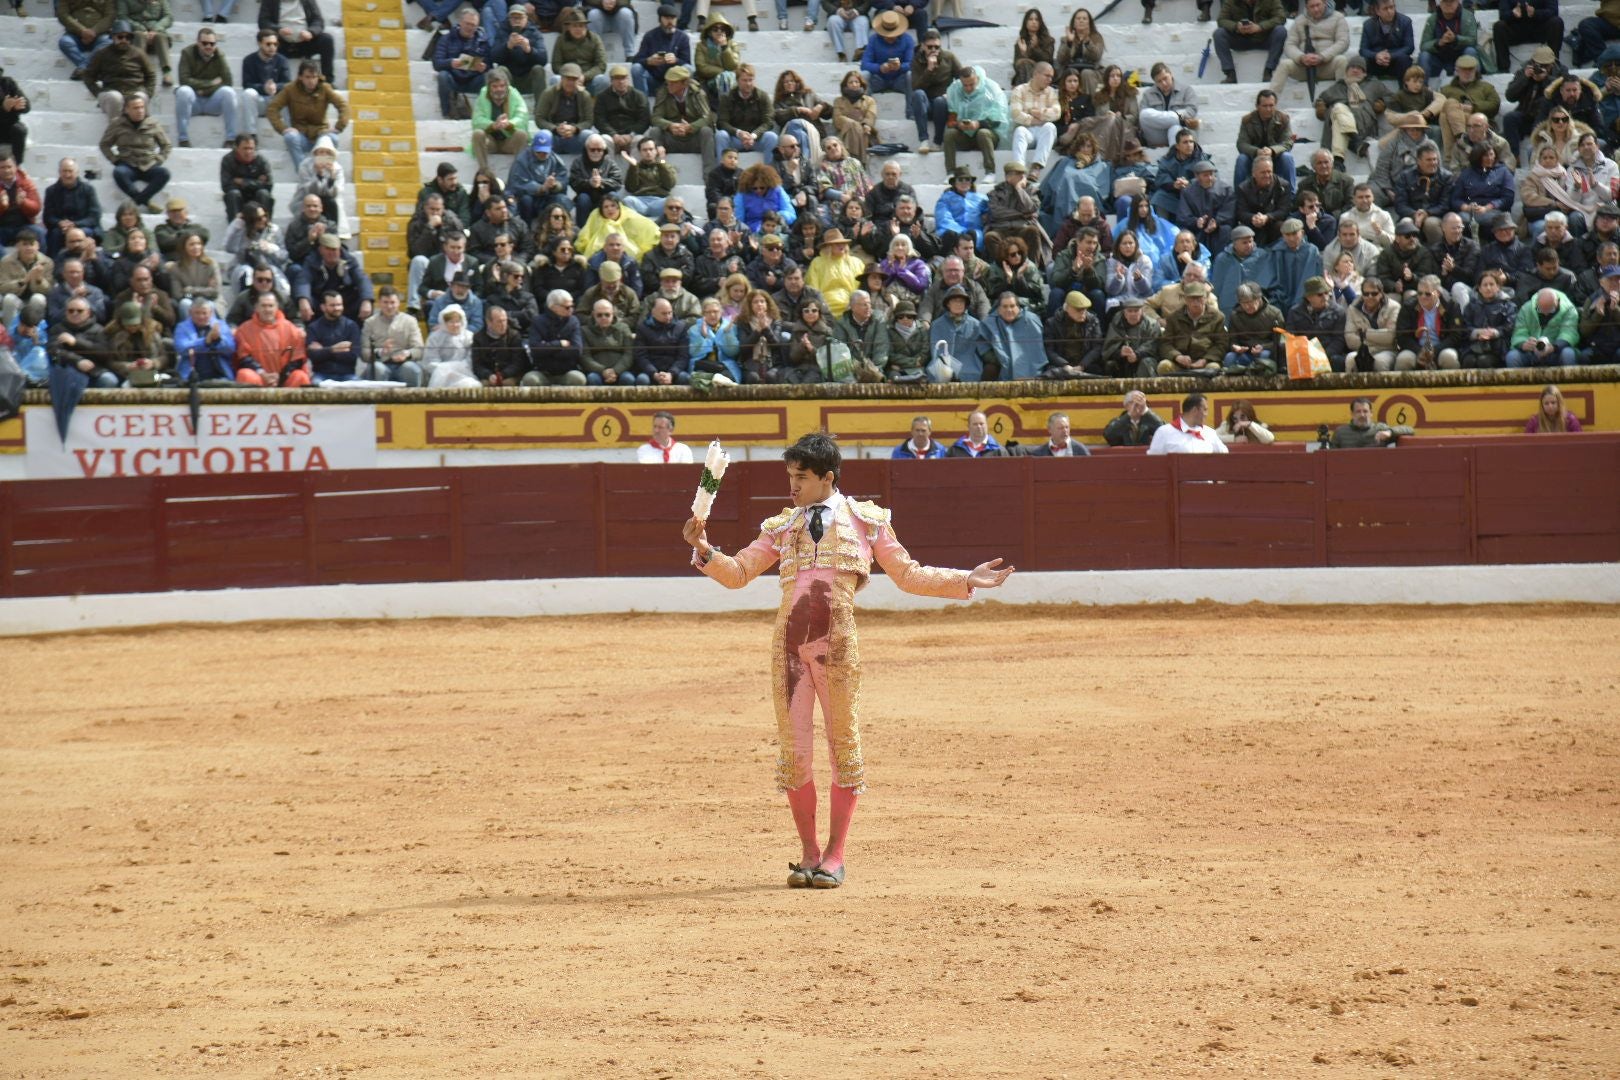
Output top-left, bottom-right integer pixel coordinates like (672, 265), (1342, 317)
(1329, 396), (1415, 448)
(470, 67), (533, 172)
(118, 0), (173, 87)
(173, 26), (239, 147)
(551, 9), (609, 94)
(1418, 0), (1480, 79)
(1508, 287), (1581, 367)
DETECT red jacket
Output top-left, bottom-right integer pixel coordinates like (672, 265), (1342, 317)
(0, 170), (42, 228)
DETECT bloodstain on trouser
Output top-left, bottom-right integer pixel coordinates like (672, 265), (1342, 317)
(772, 567), (865, 794)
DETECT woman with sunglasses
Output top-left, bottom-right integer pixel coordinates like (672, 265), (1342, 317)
(1529, 107), (1593, 166)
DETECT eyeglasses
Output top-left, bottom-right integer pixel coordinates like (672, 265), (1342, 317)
(1553, 116), (1570, 123)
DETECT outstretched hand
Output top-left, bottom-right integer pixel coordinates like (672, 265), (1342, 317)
(967, 558), (1015, 590)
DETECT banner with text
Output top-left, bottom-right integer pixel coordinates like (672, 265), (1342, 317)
(25, 405), (378, 478)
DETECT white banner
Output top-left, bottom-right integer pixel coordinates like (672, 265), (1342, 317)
(24, 405), (378, 479)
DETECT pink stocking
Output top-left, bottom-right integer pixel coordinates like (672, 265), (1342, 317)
(786, 779), (820, 866)
(821, 783), (859, 871)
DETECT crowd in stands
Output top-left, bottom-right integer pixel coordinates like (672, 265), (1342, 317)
(8, 0), (1620, 393)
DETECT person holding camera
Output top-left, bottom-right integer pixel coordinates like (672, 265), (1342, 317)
(1502, 46), (1565, 157)
(1507, 286), (1580, 366)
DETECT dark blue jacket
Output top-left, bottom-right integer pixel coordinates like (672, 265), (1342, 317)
(305, 313), (362, 378)
(1359, 13), (1415, 70)
(241, 50), (292, 95)
(1479, 237), (1530, 278)
(891, 437), (946, 459)
(631, 27), (690, 90)
(293, 248), (374, 320)
(491, 20), (546, 79)
(585, 250), (644, 295)
(1449, 165), (1515, 215)
(633, 313), (688, 375)
(528, 309), (583, 374)
(1394, 166), (1455, 220)
(1463, 291), (1516, 362)
(433, 25), (493, 88)
(43, 180), (102, 235)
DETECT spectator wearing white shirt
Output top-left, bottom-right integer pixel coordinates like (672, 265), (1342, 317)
(637, 409), (695, 463)
(1147, 392), (1230, 454)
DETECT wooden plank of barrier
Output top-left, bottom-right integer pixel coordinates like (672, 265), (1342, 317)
(0, 482), (12, 597)
(4, 441), (1620, 599)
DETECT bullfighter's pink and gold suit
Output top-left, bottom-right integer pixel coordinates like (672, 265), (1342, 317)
(696, 491), (973, 793)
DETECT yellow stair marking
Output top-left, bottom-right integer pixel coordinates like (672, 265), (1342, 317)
(343, 0), (419, 283)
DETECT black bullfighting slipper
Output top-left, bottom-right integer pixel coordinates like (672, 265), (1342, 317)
(787, 862), (815, 888)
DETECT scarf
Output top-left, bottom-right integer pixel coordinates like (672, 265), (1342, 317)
(1532, 162), (1584, 215)
(1174, 418), (1204, 439)
(647, 437), (675, 462)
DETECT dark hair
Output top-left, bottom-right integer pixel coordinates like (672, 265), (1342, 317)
(783, 431), (840, 480)
(1181, 392), (1207, 413)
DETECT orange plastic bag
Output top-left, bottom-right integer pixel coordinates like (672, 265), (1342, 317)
(1280, 328), (1331, 380)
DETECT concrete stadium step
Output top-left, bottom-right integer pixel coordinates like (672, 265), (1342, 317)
(2, 17), (350, 85)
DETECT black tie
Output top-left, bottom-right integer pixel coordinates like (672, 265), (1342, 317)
(809, 505), (826, 544)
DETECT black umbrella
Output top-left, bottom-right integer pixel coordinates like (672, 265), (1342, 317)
(47, 361), (90, 445)
(188, 368), (202, 440)
(932, 16), (1001, 32)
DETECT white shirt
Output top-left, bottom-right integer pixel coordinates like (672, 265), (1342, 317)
(636, 438), (693, 464)
(1146, 419), (1230, 455)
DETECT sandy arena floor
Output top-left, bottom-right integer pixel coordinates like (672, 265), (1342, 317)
(3, 605), (1618, 1078)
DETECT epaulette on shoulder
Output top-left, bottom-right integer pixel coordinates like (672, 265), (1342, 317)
(849, 499), (891, 528)
(760, 507), (797, 533)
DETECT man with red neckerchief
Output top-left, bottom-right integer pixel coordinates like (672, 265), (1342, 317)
(1147, 392), (1230, 455)
(636, 409), (694, 463)
(891, 414), (945, 459)
(945, 410), (1006, 457)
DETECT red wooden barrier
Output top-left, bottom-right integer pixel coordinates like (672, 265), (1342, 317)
(3, 435), (1617, 600)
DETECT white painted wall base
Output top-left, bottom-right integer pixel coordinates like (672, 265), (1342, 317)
(2, 565), (1616, 637)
